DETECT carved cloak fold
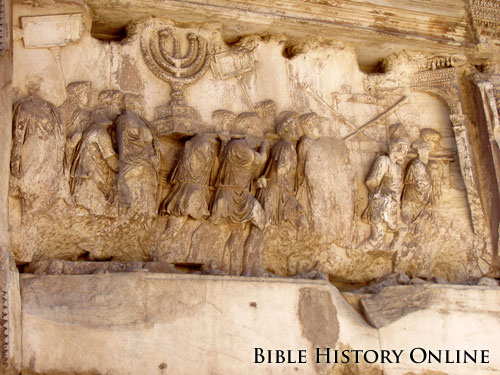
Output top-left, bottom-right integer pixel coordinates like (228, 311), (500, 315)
(159, 134), (217, 219)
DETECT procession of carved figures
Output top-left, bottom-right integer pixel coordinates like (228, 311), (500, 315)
(9, 76), (450, 276)
(10, 24), (479, 280)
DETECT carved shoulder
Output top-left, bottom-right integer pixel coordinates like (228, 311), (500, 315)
(366, 154), (390, 190)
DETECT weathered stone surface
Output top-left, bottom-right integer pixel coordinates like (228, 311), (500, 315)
(359, 273), (410, 294)
(5, 0), (500, 374)
(409, 277), (429, 285)
(8, 0), (498, 283)
(85, 0), (477, 69)
(20, 276), (500, 375)
(21, 14), (84, 49)
(20, 274), (380, 375)
(24, 260), (179, 275)
(299, 287), (339, 347)
(477, 277), (499, 287)
(361, 285), (500, 375)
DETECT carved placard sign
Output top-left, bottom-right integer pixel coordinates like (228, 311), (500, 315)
(21, 14), (83, 49)
(214, 50), (255, 80)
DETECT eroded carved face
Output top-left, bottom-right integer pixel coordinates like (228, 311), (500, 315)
(277, 117), (301, 141)
(123, 94), (144, 116)
(110, 95), (122, 118)
(235, 113), (262, 138)
(77, 87), (91, 108)
(67, 82), (91, 108)
(300, 113), (322, 139)
(305, 125), (321, 139)
(389, 139), (409, 164)
(245, 134), (261, 149)
(420, 128), (441, 153)
(27, 80), (42, 95)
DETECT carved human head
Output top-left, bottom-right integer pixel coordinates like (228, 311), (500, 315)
(412, 139), (431, 163)
(188, 134), (217, 162)
(208, 260), (218, 270)
(420, 128), (441, 153)
(276, 111), (301, 141)
(234, 112), (263, 148)
(212, 109), (236, 134)
(91, 108), (113, 128)
(235, 112), (263, 137)
(67, 81), (91, 108)
(389, 137), (409, 164)
(99, 90), (123, 119)
(26, 79), (42, 95)
(122, 93), (144, 116)
(388, 123), (408, 141)
(299, 112), (322, 139)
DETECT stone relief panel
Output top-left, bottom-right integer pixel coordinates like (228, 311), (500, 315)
(468, 0), (500, 43)
(8, 11), (495, 283)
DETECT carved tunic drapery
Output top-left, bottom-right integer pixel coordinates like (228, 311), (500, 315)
(364, 155), (404, 231)
(401, 158), (431, 224)
(11, 95), (65, 204)
(116, 109), (160, 221)
(257, 138), (303, 228)
(70, 119), (118, 216)
(211, 139), (267, 229)
(159, 133), (217, 220)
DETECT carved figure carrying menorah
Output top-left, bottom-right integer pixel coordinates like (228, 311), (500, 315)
(141, 27), (211, 135)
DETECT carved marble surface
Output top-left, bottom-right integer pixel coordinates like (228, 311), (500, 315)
(4, 1), (500, 375)
(7, 12), (499, 284)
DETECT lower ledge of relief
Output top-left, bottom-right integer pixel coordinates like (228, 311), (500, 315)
(9, 273), (500, 375)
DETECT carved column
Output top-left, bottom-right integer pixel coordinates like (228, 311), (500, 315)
(474, 79), (500, 150)
(470, 75), (500, 254)
(410, 67), (486, 235)
(0, 0), (22, 372)
(449, 113), (486, 235)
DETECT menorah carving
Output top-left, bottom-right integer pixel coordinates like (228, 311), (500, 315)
(141, 27), (211, 134)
